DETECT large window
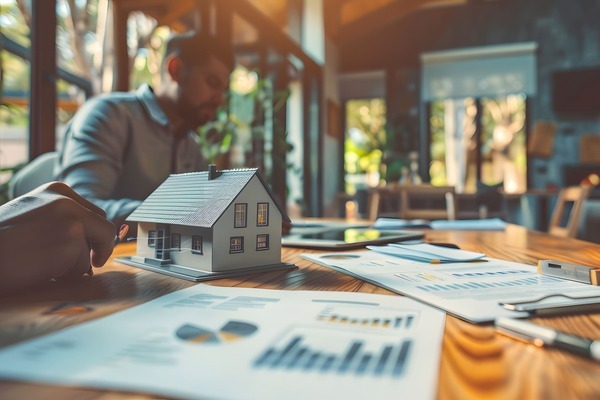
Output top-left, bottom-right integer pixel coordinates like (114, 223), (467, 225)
(422, 44), (535, 194)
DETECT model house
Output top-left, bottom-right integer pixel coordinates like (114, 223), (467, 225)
(123, 165), (291, 277)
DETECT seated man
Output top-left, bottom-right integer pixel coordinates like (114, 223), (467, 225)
(0, 182), (115, 294)
(56, 32), (233, 226)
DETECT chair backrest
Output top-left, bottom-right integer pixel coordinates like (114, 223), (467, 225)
(8, 151), (59, 199)
(400, 184), (456, 220)
(475, 181), (506, 220)
(548, 185), (591, 238)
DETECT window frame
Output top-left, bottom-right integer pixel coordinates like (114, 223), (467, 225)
(234, 203), (248, 228)
(257, 202), (270, 226)
(171, 233), (181, 251)
(256, 234), (269, 251)
(148, 230), (157, 247)
(191, 235), (203, 255)
(229, 236), (244, 253)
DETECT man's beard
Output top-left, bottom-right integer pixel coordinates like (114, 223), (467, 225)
(179, 101), (218, 130)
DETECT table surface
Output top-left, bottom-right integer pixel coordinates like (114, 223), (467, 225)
(1, 224), (599, 399)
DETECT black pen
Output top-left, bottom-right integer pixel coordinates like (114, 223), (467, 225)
(495, 317), (600, 361)
(86, 224), (129, 276)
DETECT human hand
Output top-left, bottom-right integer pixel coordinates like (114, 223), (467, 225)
(0, 182), (115, 293)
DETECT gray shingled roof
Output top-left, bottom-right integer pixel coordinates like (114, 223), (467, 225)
(127, 168), (290, 227)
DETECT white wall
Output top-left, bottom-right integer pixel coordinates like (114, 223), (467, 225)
(212, 176), (283, 271)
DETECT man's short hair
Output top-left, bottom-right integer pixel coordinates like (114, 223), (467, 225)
(164, 32), (234, 71)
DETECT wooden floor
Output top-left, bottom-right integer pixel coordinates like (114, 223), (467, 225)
(0, 224), (599, 399)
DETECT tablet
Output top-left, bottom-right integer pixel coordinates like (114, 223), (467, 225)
(281, 228), (424, 250)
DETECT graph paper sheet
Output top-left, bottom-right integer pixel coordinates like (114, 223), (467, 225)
(302, 251), (600, 323)
(0, 284), (445, 400)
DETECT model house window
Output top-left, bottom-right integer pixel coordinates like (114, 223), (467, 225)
(230, 236), (244, 253)
(256, 234), (269, 251)
(257, 203), (269, 226)
(234, 203), (247, 228)
(192, 235), (203, 255)
(171, 233), (181, 251)
(148, 230), (157, 247)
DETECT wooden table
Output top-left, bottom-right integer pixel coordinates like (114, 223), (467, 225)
(1, 224), (599, 399)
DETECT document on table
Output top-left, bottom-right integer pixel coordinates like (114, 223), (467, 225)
(0, 284), (445, 400)
(302, 251), (600, 323)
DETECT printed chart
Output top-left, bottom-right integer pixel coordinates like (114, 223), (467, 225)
(176, 320), (258, 344)
(254, 326), (412, 378)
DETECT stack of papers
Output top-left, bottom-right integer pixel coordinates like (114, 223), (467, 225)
(373, 217), (507, 231)
(367, 243), (486, 263)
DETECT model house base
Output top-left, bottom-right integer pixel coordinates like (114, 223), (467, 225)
(117, 256), (295, 282)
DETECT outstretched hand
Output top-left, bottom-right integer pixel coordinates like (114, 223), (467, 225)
(0, 182), (115, 294)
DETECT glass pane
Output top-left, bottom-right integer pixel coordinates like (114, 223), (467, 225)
(428, 98), (476, 192)
(129, 20), (166, 91)
(480, 95), (527, 193)
(344, 98), (386, 194)
(0, 51), (30, 185)
(0, 0), (30, 46)
(56, 79), (87, 151)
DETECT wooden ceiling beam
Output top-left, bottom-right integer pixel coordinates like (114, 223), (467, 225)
(154, 1), (196, 27)
(338, 0), (466, 44)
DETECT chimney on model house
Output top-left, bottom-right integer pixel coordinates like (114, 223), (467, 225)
(208, 164), (221, 180)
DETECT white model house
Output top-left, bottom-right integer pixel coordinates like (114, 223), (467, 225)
(122, 166), (292, 279)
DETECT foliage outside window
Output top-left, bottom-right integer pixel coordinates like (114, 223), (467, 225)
(344, 99), (386, 195)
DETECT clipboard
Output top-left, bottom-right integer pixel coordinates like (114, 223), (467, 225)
(500, 294), (600, 316)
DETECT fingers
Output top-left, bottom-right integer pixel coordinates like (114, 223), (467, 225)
(39, 183), (115, 268)
(79, 206), (115, 268)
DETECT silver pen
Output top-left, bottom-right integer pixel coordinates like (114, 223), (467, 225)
(495, 317), (600, 361)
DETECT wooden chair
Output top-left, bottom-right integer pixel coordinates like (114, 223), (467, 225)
(367, 185), (402, 220)
(548, 186), (591, 238)
(400, 185), (456, 220)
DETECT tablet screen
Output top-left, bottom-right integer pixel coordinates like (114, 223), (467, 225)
(282, 228), (424, 249)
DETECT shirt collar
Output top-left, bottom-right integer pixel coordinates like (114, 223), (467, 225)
(136, 84), (170, 127)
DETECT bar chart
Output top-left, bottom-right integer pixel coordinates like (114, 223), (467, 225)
(413, 274), (563, 293)
(253, 326), (413, 378)
(316, 306), (417, 330)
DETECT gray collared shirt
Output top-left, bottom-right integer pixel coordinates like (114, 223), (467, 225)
(56, 84), (207, 225)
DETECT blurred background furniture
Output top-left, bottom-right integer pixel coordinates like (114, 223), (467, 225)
(548, 185), (591, 238)
(400, 185), (456, 220)
(8, 151), (58, 199)
(367, 184), (456, 221)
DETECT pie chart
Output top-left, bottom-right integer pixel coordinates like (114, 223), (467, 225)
(175, 320), (258, 344)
